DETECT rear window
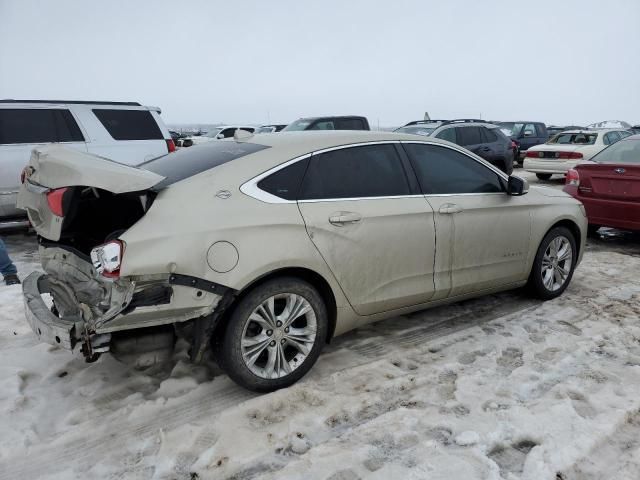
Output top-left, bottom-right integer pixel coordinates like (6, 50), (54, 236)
(591, 138), (640, 164)
(548, 133), (597, 145)
(140, 141), (270, 188)
(93, 109), (163, 140)
(0, 108), (84, 144)
(334, 118), (366, 130)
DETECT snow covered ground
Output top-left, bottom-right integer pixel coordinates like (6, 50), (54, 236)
(2, 173), (640, 480)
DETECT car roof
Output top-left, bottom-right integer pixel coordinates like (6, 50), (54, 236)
(0, 99), (142, 106)
(246, 130), (449, 154)
(557, 128), (624, 134)
(296, 116), (366, 121)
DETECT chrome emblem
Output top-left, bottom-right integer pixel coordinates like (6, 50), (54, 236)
(614, 168), (626, 174)
(215, 190), (231, 199)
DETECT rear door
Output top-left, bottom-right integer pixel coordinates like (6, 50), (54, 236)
(402, 142), (531, 298)
(0, 107), (87, 218)
(297, 142), (436, 315)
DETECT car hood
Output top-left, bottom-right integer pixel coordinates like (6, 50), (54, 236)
(20, 145), (165, 193)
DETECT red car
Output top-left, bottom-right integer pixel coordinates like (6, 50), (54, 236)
(564, 135), (640, 233)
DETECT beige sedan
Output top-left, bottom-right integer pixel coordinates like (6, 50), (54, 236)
(18, 131), (586, 391)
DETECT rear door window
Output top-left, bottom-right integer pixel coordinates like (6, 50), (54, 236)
(523, 123), (537, 136)
(403, 143), (504, 194)
(299, 144), (410, 199)
(92, 109), (163, 140)
(0, 108), (84, 144)
(481, 127), (498, 143)
(435, 127), (457, 143)
(334, 118), (365, 130)
(457, 126), (482, 146)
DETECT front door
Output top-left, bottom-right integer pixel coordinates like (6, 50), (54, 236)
(297, 143), (436, 316)
(402, 142), (531, 298)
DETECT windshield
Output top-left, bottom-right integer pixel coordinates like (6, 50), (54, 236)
(204, 128), (223, 138)
(591, 138), (640, 164)
(548, 133), (597, 145)
(498, 122), (524, 137)
(282, 119), (313, 131)
(394, 125), (436, 136)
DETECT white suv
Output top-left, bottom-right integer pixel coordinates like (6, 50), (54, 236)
(0, 100), (175, 221)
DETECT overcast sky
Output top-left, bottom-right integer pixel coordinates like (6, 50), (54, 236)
(1, 0), (639, 127)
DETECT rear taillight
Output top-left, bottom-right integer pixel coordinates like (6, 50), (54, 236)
(566, 168), (580, 186)
(559, 151), (583, 159)
(46, 188), (68, 217)
(90, 240), (124, 279)
(525, 151), (583, 159)
(166, 139), (176, 153)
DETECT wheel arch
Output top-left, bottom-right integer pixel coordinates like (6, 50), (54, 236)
(548, 218), (582, 257)
(214, 266), (338, 344)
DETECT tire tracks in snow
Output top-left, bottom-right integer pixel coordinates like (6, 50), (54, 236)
(0, 295), (538, 479)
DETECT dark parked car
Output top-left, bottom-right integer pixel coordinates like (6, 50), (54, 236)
(564, 134), (640, 234)
(395, 119), (514, 174)
(282, 116), (370, 131)
(498, 122), (549, 164)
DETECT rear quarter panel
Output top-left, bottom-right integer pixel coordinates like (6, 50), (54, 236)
(119, 160), (352, 321)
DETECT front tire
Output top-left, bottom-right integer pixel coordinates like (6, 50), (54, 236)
(219, 277), (328, 392)
(536, 173), (552, 180)
(528, 226), (577, 300)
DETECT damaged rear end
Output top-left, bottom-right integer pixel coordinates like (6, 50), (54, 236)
(18, 146), (229, 361)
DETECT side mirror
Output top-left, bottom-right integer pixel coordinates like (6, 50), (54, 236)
(507, 175), (529, 196)
(216, 134), (225, 139)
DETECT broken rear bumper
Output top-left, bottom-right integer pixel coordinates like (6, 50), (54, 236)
(23, 271), (82, 350)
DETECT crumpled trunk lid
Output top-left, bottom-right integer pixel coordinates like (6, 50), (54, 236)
(17, 145), (164, 241)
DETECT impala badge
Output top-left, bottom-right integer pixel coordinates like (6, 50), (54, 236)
(216, 190), (231, 199)
(614, 168), (626, 174)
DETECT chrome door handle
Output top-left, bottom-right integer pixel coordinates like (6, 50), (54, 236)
(329, 211), (362, 226)
(439, 203), (463, 214)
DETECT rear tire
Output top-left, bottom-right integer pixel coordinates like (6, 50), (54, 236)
(219, 277), (328, 392)
(528, 226), (577, 300)
(536, 173), (552, 180)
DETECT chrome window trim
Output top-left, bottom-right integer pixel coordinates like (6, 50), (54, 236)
(240, 141), (408, 204)
(240, 139), (511, 204)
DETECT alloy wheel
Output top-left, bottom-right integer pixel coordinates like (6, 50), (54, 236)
(541, 235), (573, 292)
(241, 293), (317, 379)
